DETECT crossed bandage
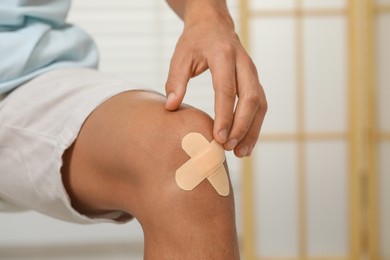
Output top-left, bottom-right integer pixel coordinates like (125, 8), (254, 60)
(175, 132), (230, 196)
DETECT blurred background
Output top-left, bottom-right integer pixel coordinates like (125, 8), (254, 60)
(0, 0), (389, 260)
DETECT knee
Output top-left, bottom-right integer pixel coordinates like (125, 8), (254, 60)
(62, 90), (239, 259)
(63, 90), (234, 224)
(106, 91), (234, 225)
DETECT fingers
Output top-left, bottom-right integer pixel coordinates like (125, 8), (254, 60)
(165, 45), (192, 111)
(233, 86), (267, 157)
(209, 45), (237, 144)
(166, 35), (267, 158)
(226, 55), (267, 157)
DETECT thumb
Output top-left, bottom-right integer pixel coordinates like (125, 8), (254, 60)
(165, 53), (192, 111)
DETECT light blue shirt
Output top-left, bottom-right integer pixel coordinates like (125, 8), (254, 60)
(0, 0), (98, 94)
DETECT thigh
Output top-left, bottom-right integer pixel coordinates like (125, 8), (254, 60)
(0, 68), (139, 223)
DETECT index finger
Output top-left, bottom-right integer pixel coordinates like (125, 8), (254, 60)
(209, 50), (237, 145)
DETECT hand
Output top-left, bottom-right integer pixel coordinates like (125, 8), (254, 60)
(165, 11), (267, 158)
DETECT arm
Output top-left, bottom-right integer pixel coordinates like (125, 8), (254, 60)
(165, 0), (267, 158)
(166, 0), (233, 26)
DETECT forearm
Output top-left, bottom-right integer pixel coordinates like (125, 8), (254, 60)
(166, 0), (234, 29)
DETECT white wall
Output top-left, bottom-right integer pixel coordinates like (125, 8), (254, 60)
(376, 9), (390, 259)
(249, 1), (349, 257)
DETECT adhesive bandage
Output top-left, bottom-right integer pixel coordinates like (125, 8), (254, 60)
(175, 132), (230, 196)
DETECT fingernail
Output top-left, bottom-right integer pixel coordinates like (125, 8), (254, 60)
(166, 92), (176, 104)
(238, 146), (248, 158)
(225, 139), (238, 150)
(218, 129), (228, 143)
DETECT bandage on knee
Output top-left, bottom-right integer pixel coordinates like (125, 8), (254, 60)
(175, 132), (230, 196)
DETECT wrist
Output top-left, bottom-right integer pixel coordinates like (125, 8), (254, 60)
(183, 0), (235, 30)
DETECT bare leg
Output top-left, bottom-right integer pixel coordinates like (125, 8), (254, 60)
(62, 90), (240, 260)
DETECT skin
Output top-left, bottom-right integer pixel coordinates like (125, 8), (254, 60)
(62, 91), (240, 259)
(165, 0), (267, 158)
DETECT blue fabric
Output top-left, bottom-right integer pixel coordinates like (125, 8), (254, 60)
(0, 0), (98, 94)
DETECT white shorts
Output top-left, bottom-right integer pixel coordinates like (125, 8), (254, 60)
(0, 68), (141, 224)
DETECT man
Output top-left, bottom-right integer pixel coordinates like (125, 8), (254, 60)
(0, 0), (267, 259)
